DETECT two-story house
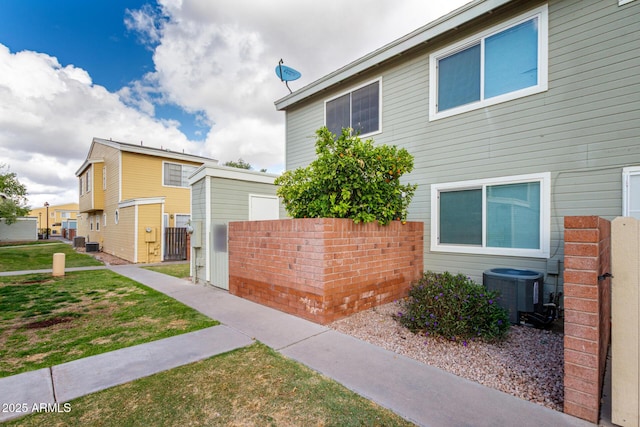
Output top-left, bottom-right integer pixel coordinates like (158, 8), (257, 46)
(75, 138), (217, 263)
(275, 0), (640, 295)
(29, 202), (79, 237)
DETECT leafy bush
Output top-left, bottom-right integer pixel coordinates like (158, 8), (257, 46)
(275, 127), (417, 225)
(396, 271), (510, 342)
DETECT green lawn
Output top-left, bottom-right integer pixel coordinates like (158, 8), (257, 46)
(0, 270), (217, 377)
(143, 262), (190, 279)
(0, 242), (103, 272)
(8, 343), (415, 427)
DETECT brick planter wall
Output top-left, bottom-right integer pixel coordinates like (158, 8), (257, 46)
(228, 218), (423, 324)
(563, 216), (611, 423)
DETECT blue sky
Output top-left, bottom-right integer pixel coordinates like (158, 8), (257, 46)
(0, 0), (469, 208)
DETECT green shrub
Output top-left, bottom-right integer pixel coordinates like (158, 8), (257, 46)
(275, 127), (417, 225)
(396, 271), (510, 343)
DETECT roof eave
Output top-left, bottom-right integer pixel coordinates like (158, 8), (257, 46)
(274, 0), (513, 111)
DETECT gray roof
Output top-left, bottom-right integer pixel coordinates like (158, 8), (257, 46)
(75, 137), (218, 176)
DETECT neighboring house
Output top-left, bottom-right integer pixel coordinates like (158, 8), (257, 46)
(29, 203), (79, 237)
(275, 0), (640, 296)
(75, 138), (217, 263)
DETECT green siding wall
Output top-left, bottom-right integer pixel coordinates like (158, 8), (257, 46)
(282, 0), (640, 288)
(209, 178), (279, 221)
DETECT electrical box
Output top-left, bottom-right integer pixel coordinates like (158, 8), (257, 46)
(190, 221), (202, 248)
(144, 227), (157, 242)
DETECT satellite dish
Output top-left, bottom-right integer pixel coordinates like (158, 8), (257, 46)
(276, 59), (301, 93)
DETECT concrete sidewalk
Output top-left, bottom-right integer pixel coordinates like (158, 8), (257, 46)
(0, 265), (595, 426)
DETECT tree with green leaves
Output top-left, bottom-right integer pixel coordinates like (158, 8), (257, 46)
(223, 158), (267, 173)
(223, 158), (252, 169)
(275, 127), (417, 225)
(0, 164), (30, 224)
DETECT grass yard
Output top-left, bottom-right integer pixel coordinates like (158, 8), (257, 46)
(0, 242), (103, 272)
(143, 262), (190, 279)
(8, 343), (414, 427)
(0, 270), (217, 377)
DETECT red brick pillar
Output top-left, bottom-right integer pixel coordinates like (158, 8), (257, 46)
(186, 233), (191, 262)
(563, 216), (611, 423)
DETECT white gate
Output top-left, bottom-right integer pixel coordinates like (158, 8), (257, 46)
(612, 217), (640, 427)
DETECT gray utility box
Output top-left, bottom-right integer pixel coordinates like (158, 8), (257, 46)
(483, 268), (544, 325)
(85, 242), (99, 252)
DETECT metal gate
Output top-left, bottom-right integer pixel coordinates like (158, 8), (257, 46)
(164, 227), (187, 261)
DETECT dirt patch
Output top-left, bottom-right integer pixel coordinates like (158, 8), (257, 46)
(24, 316), (77, 329)
(75, 247), (131, 265)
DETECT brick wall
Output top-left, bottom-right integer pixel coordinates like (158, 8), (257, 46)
(563, 216), (611, 423)
(228, 218), (423, 324)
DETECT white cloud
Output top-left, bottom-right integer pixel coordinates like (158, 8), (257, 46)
(0, 44), (200, 208)
(0, 0), (471, 208)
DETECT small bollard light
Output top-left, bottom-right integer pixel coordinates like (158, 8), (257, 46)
(52, 253), (66, 277)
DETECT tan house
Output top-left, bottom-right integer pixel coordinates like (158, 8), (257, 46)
(75, 138), (217, 263)
(29, 202), (79, 237)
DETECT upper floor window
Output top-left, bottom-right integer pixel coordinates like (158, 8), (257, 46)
(431, 172), (550, 258)
(85, 168), (92, 193)
(325, 79), (381, 137)
(103, 166), (107, 190)
(429, 5), (548, 120)
(163, 162), (197, 187)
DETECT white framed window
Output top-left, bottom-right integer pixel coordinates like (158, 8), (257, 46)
(90, 215), (94, 231)
(103, 213), (107, 227)
(623, 166), (640, 219)
(96, 218), (100, 231)
(163, 162), (197, 187)
(103, 166), (107, 190)
(79, 178), (83, 196)
(431, 172), (550, 258)
(429, 5), (548, 121)
(325, 78), (382, 137)
(175, 214), (191, 228)
(114, 210), (119, 224)
(85, 168), (92, 193)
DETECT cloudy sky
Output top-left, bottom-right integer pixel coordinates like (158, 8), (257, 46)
(0, 0), (470, 209)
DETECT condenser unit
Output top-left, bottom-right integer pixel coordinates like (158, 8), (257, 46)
(483, 268), (544, 325)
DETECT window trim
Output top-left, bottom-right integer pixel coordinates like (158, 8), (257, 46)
(430, 172), (551, 258)
(622, 166), (640, 217)
(174, 213), (191, 228)
(85, 167), (92, 193)
(324, 77), (383, 138)
(162, 161), (196, 188)
(429, 5), (548, 121)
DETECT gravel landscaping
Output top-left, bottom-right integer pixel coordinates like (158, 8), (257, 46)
(328, 301), (564, 412)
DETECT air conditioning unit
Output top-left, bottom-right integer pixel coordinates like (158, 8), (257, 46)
(483, 268), (544, 325)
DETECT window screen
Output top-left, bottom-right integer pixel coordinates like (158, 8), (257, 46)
(439, 189), (482, 245)
(326, 81), (380, 136)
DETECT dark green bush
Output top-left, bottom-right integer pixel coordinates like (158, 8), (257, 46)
(275, 127), (417, 225)
(396, 271), (510, 343)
